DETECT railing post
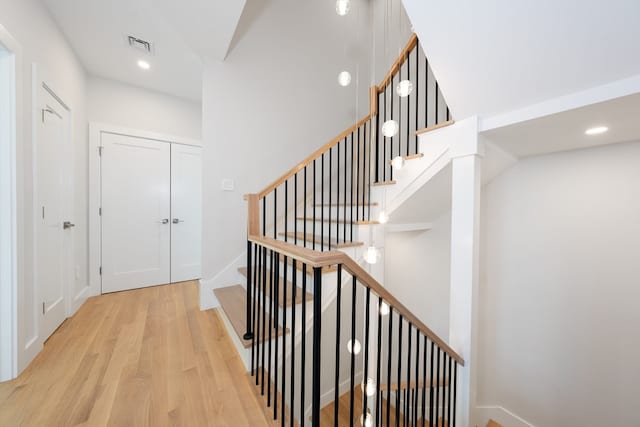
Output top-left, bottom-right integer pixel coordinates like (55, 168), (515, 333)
(243, 240), (253, 340)
(311, 266), (322, 426)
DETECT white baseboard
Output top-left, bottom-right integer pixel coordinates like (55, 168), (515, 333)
(475, 405), (535, 427)
(199, 252), (246, 310)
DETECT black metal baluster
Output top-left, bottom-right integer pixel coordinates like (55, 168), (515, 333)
(261, 248), (267, 393)
(435, 348), (441, 427)
(334, 265), (342, 427)
(329, 147), (332, 251)
(386, 309), (393, 427)
(362, 122), (367, 220)
(244, 241), (253, 341)
(367, 121), (372, 221)
(284, 181), (288, 243)
(290, 259), (297, 427)
(435, 81), (440, 125)
(350, 133), (354, 242)
(375, 93), (380, 183)
(262, 198), (266, 237)
(452, 364), (457, 427)
(356, 126), (360, 224)
(301, 264), (307, 427)
(321, 153), (324, 251)
(337, 141), (341, 244)
(421, 336), (428, 427)
(429, 341), (434, 427)
(349, 276), (357, 426)
(251, 244), (258, 374)
(405, 324), (412, 427)
(447, 356), (452, 427)
(425, 54), (429, 129)
(375, 298), (383, 426)
(274, 254), (280, 418)
(406, 55), (410, 157)
(447, 106), (451, 122)
(362, 287), (371, 426)
(414, 328), (420, 424)
(396, 316), (403, 427)
(311, 267), (323, 426)
(390, 81), (394, 183)
(343, 137), (347, 243)
(267, 252), (274, 406)
(383, 85), (387, 183)
(274, 189), (277, 240)
(279, 255), (287, 421)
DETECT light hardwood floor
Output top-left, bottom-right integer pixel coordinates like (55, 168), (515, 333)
(0, 281), (276, 427)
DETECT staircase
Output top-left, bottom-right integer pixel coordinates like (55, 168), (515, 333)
(214, 33), (465, 426)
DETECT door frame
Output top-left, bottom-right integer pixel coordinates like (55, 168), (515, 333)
(32, 65), (75, 340)
(0, 24), (22, 382)
(88, 122), (201, 295)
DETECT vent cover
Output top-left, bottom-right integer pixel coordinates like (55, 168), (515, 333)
(127, 36), (152, 53)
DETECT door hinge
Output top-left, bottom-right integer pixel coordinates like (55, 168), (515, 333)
(98, 146), (103, 156)
(42, 302), (45, 315)
(99, 207), (102, 216)
(99, 266), (102, 275)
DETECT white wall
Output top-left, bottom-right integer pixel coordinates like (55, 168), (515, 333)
(478, 140), (640, 427)
(384, 213), (451, 339)
(87, 76), (201, 140)
(201, 0), (373, 297)
(0, 0), (87, 373)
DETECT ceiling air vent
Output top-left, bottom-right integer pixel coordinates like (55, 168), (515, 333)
(127, 36), (152, 54)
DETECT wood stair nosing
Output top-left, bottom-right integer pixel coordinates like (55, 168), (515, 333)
(237, 267), (313, 307)
(295, 217), (380, 225)
(387, 153), (424, 165)
(372, 180), (397, 187)
(214, 285), (288, 349)
(278, 232), (364, 248)
(378, 377), (449, 392)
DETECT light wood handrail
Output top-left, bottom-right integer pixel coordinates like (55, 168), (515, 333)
(257, 114), (372, 199)
(376, 33), (419, 92)
(248, 234), (465, 366)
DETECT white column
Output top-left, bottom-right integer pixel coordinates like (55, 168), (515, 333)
(449, 117), (482, 427)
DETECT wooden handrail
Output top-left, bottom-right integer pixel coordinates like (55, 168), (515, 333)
(256, 114), (372, 199)
(248, 234), (465, 366)
(376, 33), (418, 92)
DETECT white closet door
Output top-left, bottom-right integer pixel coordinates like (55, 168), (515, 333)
(101, 133), (171, 293)
(170, 144), (202, 282)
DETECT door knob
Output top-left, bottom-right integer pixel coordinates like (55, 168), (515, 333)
(63, 221), (75, 229)
(172, 218), (184, 224)
(160, 219), (169, 224)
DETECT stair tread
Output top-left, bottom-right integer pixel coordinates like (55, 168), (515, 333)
(214, 285), (287, 349)
(238, 267), (313, 306)
(296, 217), (380, 225)
(313, 202), (379, 207)
(388, 153), (424, 164)
(372, 180), (397, 186)
(278, 232), (364, 248)
(378, 377), (449, 391)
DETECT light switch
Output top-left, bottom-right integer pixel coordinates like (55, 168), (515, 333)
(222, 179), (235, 191)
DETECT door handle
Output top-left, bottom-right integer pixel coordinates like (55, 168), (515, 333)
(63, 221), (75, 229)
(160, 219), (169, 224)
(172, 218), (184, 224)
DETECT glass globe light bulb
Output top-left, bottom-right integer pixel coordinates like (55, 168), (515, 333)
(396, 80), (413, 97)
(381, 120), (399, 138)
(378, 211), (388, 224)
(337, 71), (352, 87)
(347, 339), (361, 355)
(379, 301), (390, 316)
(336, 0), (351, 16)
(364, 246), (380, 265)
(364, 378), (376, 396)
(360, 411), (373, 427)
(391, 155), (405, 170)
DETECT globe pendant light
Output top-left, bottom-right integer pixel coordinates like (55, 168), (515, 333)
(364, 246), (380, 264)
(364, 378), (377, 396)
(347, 339), (361, 354)
(337, 71), (352, 87)
(396, 79), (413, 97)
(377, 211), (389, 224)
(336, 0), (351, 16)
(379, 301), (390, 316)
(381, 120), (399, 138)
(391, 155), (405, 170)
(360, 411), (373, 427)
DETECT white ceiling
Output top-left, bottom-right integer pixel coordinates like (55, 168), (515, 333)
(482, 92), (640, 158)
(403, 0), (640, 119)
(43, 0), (247, 101)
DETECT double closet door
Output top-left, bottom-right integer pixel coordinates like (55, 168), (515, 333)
(100, 132), (201, 293)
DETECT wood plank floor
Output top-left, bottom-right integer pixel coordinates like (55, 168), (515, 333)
(0, 281), (277, 427)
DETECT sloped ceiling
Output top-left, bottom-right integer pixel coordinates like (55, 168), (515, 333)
(403, 0), (640, 119)
(43, 0), (246, 101)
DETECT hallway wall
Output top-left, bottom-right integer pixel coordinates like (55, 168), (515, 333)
(0, 0), (87, 372)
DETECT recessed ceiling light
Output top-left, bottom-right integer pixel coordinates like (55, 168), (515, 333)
(137, 60), (150, 70)
(585, 126), (608, 135)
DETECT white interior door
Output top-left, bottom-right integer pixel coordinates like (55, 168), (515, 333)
(37, 86), (72, 341)
(170, 144), (202, 282)
(101, 133), (171, 293)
